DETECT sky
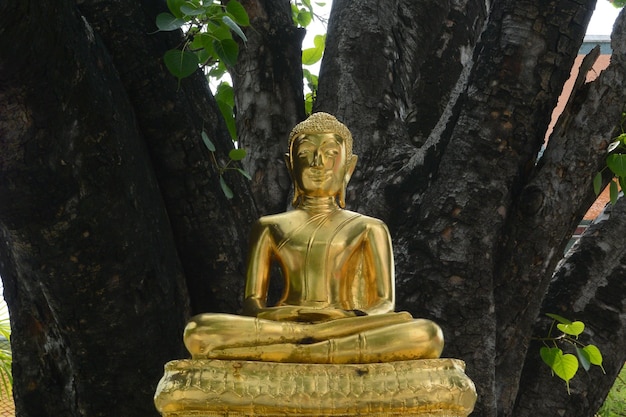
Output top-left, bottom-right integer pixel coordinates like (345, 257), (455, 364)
(587, 1), (622, 35)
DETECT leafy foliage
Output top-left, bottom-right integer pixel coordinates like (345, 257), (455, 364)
(201, 130), (251, 199)
(291, 1), (327, 114)
(538, 314), (605, 393)
(596, 364), (626, 417)
(594, 111), (626, 203)
(0, 303), (11, 398)
(608, 0), (626, 8)
(155, 0), (249, 81)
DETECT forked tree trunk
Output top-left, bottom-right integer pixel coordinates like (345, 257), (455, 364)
(0, 0), (625, 416)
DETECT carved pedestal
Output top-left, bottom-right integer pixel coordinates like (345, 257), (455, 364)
(154, 358), (476, 417)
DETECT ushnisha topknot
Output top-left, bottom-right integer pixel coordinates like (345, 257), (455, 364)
(288, 112), (353, 160)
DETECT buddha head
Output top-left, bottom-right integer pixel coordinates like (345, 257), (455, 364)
(286, 113), (358, 208)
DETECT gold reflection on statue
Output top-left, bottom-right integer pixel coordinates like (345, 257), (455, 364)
(183, 112), (444, 364)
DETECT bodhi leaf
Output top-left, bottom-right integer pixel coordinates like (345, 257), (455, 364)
(220, 176), (234, 199)
(553, 353), (579, 393)
(213, 38), (239, 67)
(556, 321), (585, 337)
(216, 100), (236, 140)
(229, 148), (247, 161)
(222, 15), (247, 42)
(166, 0), (187, 18)
(226, 0), (250, 26)
(236, 168), (252, 180)
(607, 153), (626, 177)
(541, 347), (578, 393)
(583, 345), (605, 372)
(610, 180), (619, 204)
(540, 346), (560, 368)
(302, 34), (325, 65)
(156, 13), (185, 31)
(164, 49), (199, 79)
(546, 313), (572, 324)
(576, 347), (591, 371)
(593, 172), (603, 196)
(201, 131), (216, 152)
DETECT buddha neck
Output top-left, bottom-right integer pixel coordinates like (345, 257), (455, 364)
(298, 195), (340, 214)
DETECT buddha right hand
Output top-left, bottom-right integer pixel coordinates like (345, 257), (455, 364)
(256, 306), (358, 322)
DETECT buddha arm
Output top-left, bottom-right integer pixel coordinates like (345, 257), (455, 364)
(242, 221), (273, 316)
(359, 221), (395, 315)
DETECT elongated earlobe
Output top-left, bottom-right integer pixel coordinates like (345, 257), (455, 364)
(338, 155), (358, 208)
(285, 152), (303, 207)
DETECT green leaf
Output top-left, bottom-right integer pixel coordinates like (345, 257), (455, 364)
(583, 344), (605, 371)
(215, 82), (235, 107)
(216, 100), (236, 140)
(552, 353), (579, 393)
(576, 347), (591, 371)
(201, 131), (216, 152)
(610, 180), (619, 204)
(236, 168), (252, 180)
(163, 49), (199, 79)
(305, 92), (314, 115)
(208, 21), (233, 41)
(180, 4), (205, 16)
(557, 321), (585, 337)
(229, 148), (247, 161)
(226, 0), (250, 26)
(208, 61), (228, 79)
(546, 313), (572, 325)
(619, 176), (626, 193)
(213, 38), (239, 67)
(593, 172), (603, 196)
(302, 34), (325, 65)
(222, 15), (247, 42)
(607, 153), (626, 177)
(297, 10), (312, 27)
(156, 13), (185, 31)
(540, 346), (560, 368)
(220, 176), (234, 199)
(167, 0), (187, 18)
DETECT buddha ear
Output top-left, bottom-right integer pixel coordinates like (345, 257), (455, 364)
(345, 154), (358, 182)
(338, 155), (358, 208)
(285, 152), (302, 207)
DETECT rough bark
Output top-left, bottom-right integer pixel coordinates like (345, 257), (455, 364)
(76, 0), (259, 315)
(514, 196), (626, 416)
(0, 0), (625, 416)
(317, 0), (489, 220)
(232, 0), (306, 215)
(510, 10), (626, 415)
(497, 9), (626, 414)
(0, 1), (188, 415)
(386, 1), (593, 415)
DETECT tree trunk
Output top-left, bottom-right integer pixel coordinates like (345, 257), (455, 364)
(232, 0), (306, 215)
(0, 1), (188, 415)
(514, 196), (626, 416)
(0, 0), (625, 416)
(76, 0), (259, 315)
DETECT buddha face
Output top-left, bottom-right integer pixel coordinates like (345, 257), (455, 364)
(290, 133), (355, 198)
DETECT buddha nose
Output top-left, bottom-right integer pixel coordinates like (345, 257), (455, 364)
(311, 150), (323, 167)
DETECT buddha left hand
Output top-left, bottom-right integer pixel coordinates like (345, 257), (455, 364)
(256, 306), (360, 322)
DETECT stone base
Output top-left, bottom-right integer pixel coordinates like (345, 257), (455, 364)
(154, 358), (476, 417)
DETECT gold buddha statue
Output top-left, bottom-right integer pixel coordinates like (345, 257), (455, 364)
(183, 112), (444, 364)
